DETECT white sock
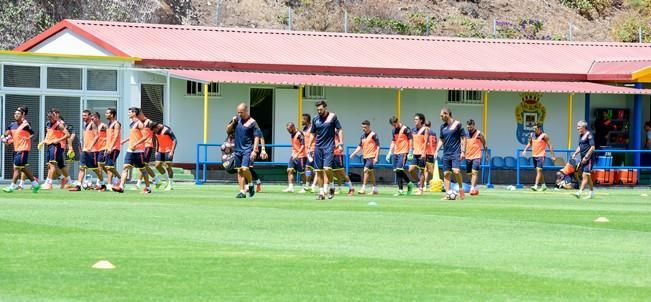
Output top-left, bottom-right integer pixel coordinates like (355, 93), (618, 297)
(361, 185), (366, 191)
(18, 179), (24, 187)
(256, 179), (261, 185)
(46, 178), (52, 184)
(32, 180), (39, 186)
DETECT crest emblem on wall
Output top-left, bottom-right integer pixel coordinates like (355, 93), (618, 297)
(515, 92), (546, 144)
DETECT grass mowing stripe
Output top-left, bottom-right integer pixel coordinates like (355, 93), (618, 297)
(1, 184), (651, 300)
(1, 218), (650, 302)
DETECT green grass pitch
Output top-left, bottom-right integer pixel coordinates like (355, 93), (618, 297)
(1, 184), (651, 301)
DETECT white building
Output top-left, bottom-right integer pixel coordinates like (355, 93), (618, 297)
(2, 19), (650, 180)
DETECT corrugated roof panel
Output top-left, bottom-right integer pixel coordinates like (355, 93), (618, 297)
(588, 60), (651, 80)
(165, 69), (651, 95)
(16, 20), (651, 80)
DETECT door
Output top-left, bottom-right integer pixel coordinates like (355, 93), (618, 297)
(250, 88), (274, 162)
(141, 84), (164, 162)
(141, 84), (164, 123)
(274, 88), (298, 162)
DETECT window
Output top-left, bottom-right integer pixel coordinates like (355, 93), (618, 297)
(447, 90), (483, 105)
(186, 81), (220, 96)
(87, 69), (118, 91)
(303, 86), (325, 99)
(47, 67), (82, 90)
(3, 65), (40, 88)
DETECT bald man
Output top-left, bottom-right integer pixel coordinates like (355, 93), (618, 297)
(227, 103), (262, 198)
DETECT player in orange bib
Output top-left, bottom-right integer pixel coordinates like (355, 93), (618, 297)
(332, 130), (354, 195)
(423, 120), (438, 190)
(283, 122), (307, 193)
(302, 113), (317, 192)
(464, 119), (487, 196)
(93, 112), (108, 190)
(104, 108), (122, 190)
(39, 109), (71, 190)
(112, 107), (151, 194)
(408, 113), (430, 195)
(137, 112), (160, 188)
(349, 120), (380, 195)
(2, 106), (40, 193)
(150, 122), (177, 191)
(69, 110), (105, 191)
(522, 123), (556, 191)
(386, 116), (414, 196)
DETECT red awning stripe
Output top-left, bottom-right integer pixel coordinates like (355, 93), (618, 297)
(165, 69), (651, 95)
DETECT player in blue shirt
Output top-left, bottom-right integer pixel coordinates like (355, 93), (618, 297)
(227, 103), (262, 198)
(309, 100), (342, 200)
(435, 107), (466, 200)
(571, 120), (596, 199)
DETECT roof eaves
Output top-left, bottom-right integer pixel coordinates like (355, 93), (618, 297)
(135, 59), (588, 81)
(14, 19), (130, 57)
(65, 19), (651, 48)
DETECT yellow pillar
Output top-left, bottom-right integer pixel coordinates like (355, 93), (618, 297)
(298, 86), (304, 129)
(482, 91), (489, 139)
(203, 83), (209, 144)
(567, 93), (574, 149)
(395, 89), (401, 120)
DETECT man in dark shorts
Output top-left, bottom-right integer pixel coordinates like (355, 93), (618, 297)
(521, 124), (556, 191)
(464, 119), (487, 196)
(349, 120), (380, 195)
(151, 122), (177, 191)
(69, 110), (105, 191)
(2, 106), (40, 193)
(39, 109), (71, 190)
(112, 107), (150, 194)
(572, 120), (596, 199)
(283, 122), (307, 193)
(408, 113), (429, 195)
(104, 108), (122, 190)
(386, 116), (414, 196)
(309, 100), (342, 200)
(435, 108), (466, 200)
(227, 103), (262, 198)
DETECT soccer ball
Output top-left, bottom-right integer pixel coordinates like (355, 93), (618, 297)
(1, 135), (12, 144)
(446, 190), (458, 200)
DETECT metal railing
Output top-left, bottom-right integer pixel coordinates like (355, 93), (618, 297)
(344, 145), (493, 187)
(195, 143), (294, 184)
(196, 143), (494, 187)
(515, 148), (651, 188)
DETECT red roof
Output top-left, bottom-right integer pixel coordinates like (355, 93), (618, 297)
(15, 20), (651, 81)
(587, 59), (651, 81)
(166, 69), (651, 94)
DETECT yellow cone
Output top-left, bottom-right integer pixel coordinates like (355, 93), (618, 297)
(430, 159), (443, 192)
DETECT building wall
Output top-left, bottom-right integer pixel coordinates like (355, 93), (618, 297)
(168, 78), (252, 163)
(31, 29), (114, 56)
(0, 54), (127, 180)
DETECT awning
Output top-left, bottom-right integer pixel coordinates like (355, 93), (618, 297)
(165, 69), (651, 95)
(587, 60), (651, 81)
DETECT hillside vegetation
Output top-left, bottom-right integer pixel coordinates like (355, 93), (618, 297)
(2, 0), (651, 50)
